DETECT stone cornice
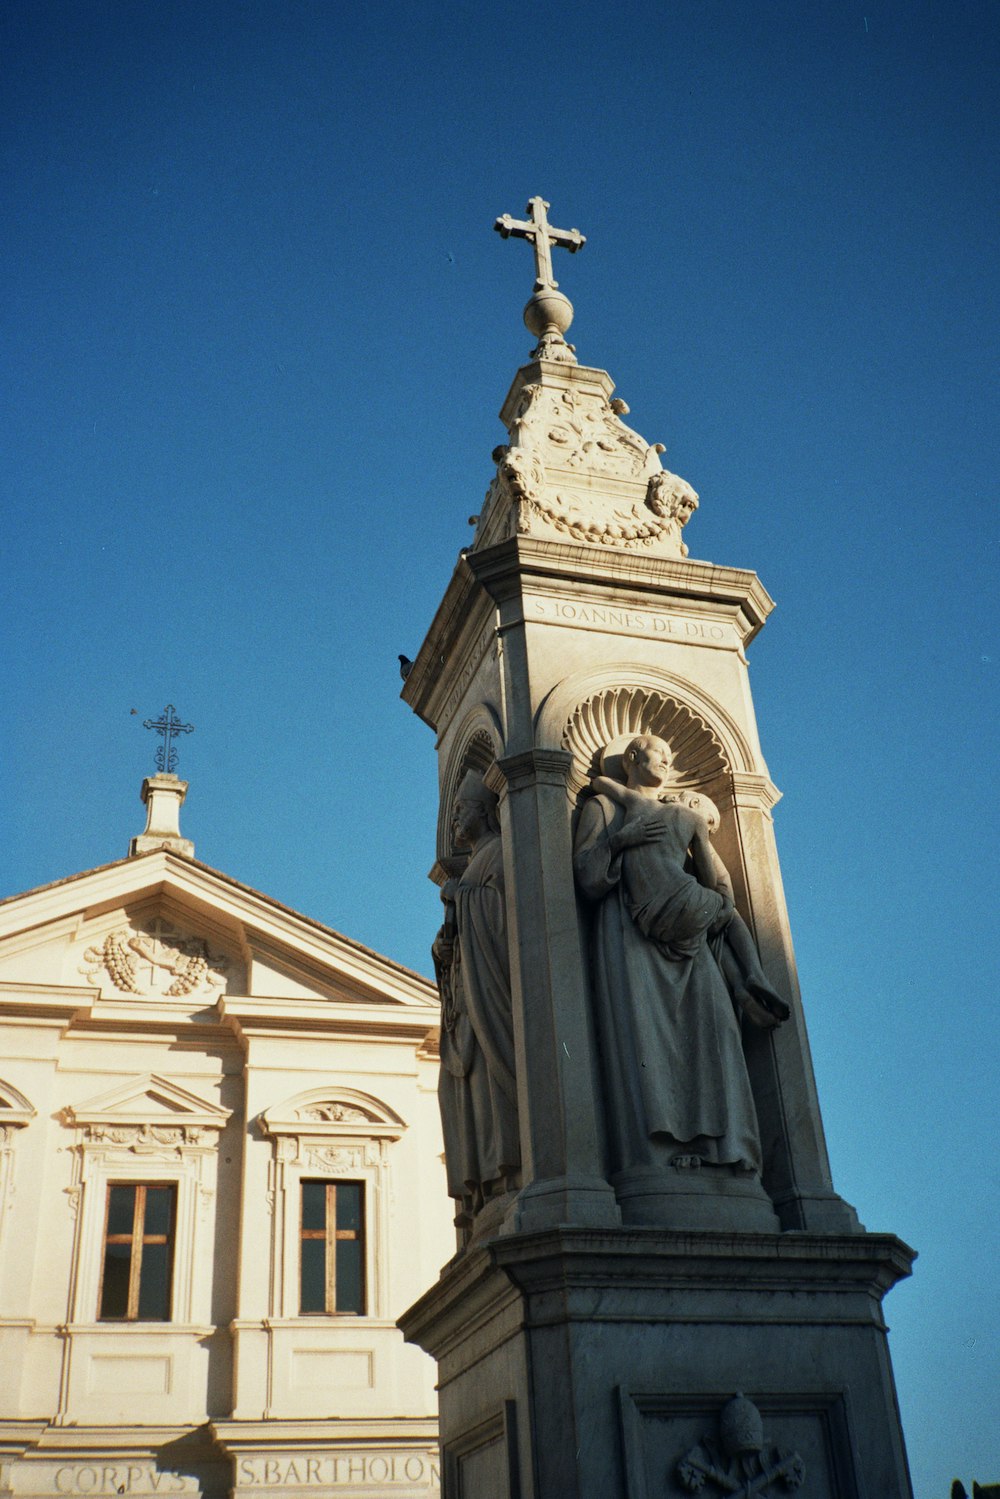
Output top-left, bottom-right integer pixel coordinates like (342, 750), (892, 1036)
(210, 1418), (440, 1446)
(488, 1226), (915, 1300)
(468, 537), (774, 640)
(220, 995), (439, 1043)
(401, 1227), (917, 1363)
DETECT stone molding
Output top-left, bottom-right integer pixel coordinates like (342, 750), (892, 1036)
(488, 749), (575, 797)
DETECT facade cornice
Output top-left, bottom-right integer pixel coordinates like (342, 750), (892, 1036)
(220, 996), (439, 1043)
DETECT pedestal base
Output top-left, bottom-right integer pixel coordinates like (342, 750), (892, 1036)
(400, 1227), (915, 1499)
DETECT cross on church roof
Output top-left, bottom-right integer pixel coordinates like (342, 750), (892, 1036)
(142, 704), (194, 774)
(494, 196), (586, 292)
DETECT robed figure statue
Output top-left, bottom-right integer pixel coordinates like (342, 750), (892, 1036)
(433, 771), (520, 1228)
(573, 734), (788, 1183)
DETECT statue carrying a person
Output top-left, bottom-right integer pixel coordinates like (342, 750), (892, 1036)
(573, 734), (788, 1181)
(433, 771), (520, 1228)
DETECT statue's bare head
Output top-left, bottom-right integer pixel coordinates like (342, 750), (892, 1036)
(622, 735), (673, 788)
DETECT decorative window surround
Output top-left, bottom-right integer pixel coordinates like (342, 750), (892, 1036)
(0, 1080), (35, 1257)
(259, 1089), (405, 1323)
(62, 1075), (230, 1330)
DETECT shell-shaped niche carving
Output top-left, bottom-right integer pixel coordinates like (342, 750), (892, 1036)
(562, 687), (729, 798)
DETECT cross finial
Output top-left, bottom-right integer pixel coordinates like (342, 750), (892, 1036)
(494, 196), (586, 363)
(142, 704), (194, 774)
(494, 196), (586, 292)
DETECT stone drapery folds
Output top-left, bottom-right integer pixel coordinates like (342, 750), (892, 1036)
(573, 734), (786, 1184)
(433, 773), (520, 1230)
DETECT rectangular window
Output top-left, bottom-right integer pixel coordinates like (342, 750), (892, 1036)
(299, 1180), (365, 1315)
(99, 1183), (176, 1321)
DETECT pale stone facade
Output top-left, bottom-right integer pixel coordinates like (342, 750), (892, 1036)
(0, 781), (450, 1499)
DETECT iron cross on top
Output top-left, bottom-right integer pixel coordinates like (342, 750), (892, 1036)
(143, 704), (194, 775)
(494, 197), (586, 291)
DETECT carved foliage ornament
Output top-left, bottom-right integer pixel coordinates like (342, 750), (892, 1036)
(82, 917), (229, 999)
(675, 1395), (805, 1497)
(84, 1122), (207, 1149)
(300, 1104), (375, 1124)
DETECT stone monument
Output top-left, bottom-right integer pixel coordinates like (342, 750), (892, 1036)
(400, 197), (915, 1498)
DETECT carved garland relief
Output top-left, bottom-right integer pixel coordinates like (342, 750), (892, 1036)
(475, 381), (699, 554)
(81, 917), (230, 999)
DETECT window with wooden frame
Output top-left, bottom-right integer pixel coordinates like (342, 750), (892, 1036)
(99, 1183), (176, 1321)
(299, 1180), (365, 1315)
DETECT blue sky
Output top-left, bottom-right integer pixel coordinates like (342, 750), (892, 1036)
(3, 2), (998, 1490)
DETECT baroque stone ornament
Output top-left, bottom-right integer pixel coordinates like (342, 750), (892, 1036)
(81, 917), (229, 998)
(472, 370), (700, 558)
(675, 1394), (805, 1496)
(300, 1103), (374, 1124)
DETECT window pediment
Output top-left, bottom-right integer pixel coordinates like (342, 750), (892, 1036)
(260, 1087), (405, 1142)
(0, 1079), (35, 1131)
(65, 1073), (231, 1145)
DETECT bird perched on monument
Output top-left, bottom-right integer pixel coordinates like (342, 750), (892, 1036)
(398, 654), (414, 680)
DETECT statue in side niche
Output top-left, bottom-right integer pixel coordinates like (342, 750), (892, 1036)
(573, 735), (788, 1179)
(432, 772), (520, 1227)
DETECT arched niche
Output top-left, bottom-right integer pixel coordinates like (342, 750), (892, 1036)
(436, 707), (504, 862)
(535, 664), (757, 803)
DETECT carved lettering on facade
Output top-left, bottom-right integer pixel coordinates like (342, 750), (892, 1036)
(529, 596), (734, 647)
(52, 1465), (195, 1494)
(234, 1452), (440, 1488)
(439, 627), (496, 729)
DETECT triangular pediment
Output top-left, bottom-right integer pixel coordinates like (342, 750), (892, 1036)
(0, 852), (436, 1015)
(65, 1073), (231, 1130)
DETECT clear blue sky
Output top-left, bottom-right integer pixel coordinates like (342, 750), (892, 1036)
(3, 2), (998, 1491)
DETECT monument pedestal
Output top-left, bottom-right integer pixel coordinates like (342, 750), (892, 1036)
(401, 1227), (915, 1499)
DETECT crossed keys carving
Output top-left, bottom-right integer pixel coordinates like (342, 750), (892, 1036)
(676, 1445), (805, 1496)
(675, 1394), (805, 1497)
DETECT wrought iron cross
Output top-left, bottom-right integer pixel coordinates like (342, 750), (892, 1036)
(494, 196), (586, 290)
(142, 704), (194, 774)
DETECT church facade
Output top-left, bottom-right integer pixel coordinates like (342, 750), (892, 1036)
(0, 775), (450, 1499)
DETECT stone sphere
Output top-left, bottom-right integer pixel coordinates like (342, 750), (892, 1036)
(523, 287), (574, 338)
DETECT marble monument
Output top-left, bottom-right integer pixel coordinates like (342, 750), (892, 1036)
(400, 198), (915, 1499)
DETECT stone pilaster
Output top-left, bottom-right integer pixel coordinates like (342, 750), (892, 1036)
(486, 749), (618, 1231)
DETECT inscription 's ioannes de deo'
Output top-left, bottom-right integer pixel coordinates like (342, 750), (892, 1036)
(527, 596), (737, 648)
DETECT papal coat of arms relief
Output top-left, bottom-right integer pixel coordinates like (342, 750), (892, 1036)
(81, 917), (230, 999)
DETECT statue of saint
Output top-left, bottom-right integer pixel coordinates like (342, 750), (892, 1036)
(433, 772), (520, 1226)
(573, 734), (787, 1179)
